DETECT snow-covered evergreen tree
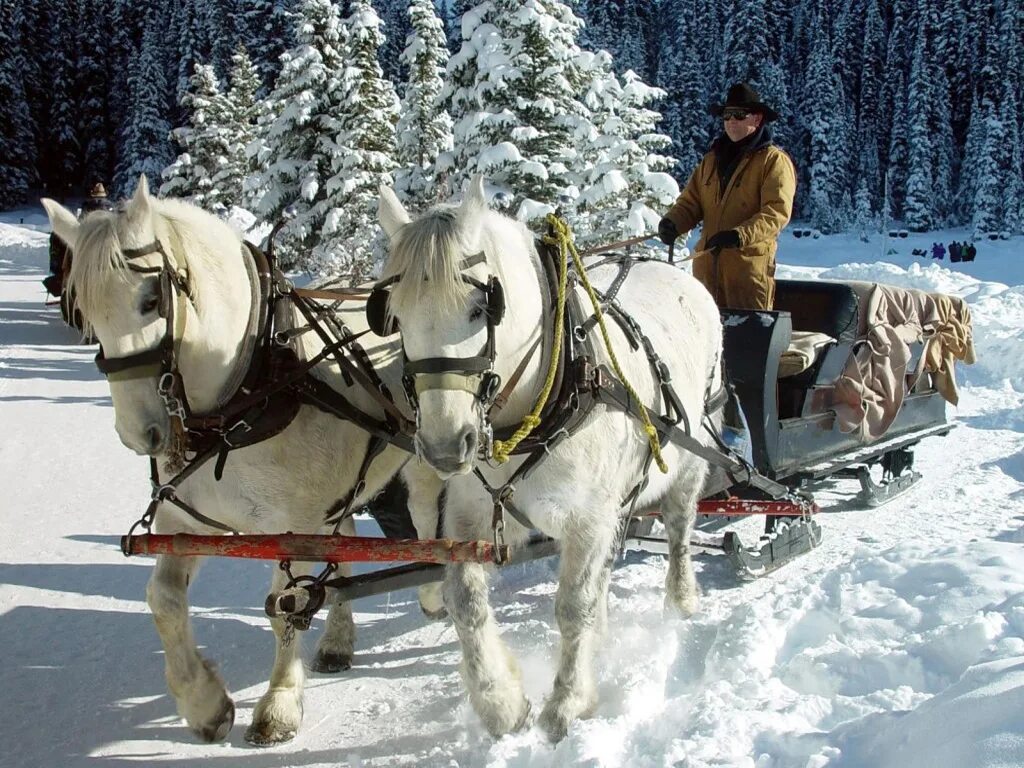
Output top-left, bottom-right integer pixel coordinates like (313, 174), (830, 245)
(802, 7), (848, 233)
(574, 54), (679, 248)
(394, 0), (453, 209)
(377, 0), (413, 83)
(240, 0), (296, 94)
(114, 5), (174, 196)
(904, 13), (935, 231)
(212, 46), (264, 210)
(656, 0), (713, 176)
(315, 0), (400, 278)
(450, 0), (588, 222)
(161, 64), (232, 210)
(76, 0), (114, 190)
(0, 0), (34, 207)
(881, 0), (913, 221)
(247, 0), (349, 268)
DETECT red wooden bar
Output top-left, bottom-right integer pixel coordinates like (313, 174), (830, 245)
(123, 532), (508, 564)
(696, 498), (819, 517)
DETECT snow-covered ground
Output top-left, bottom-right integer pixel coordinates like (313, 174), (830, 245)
(1, 208), (1023, 768)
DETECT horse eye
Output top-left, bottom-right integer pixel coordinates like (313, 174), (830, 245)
(469, 305), (484, 322)
(141, 294), (160, 314)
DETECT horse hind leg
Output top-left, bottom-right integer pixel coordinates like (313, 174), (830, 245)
(538, 518), (617, 742)
(146, 554), (235, 742)
(660, 464), (706, 617)
(444, 561), (530, 737)
(245, 564), (309, 746)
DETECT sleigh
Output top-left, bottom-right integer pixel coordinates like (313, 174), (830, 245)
(677, 277), (972, 575)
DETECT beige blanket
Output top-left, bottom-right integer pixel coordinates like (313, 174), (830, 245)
(779, 331), (835, 378)
(832, 283), (975, 441)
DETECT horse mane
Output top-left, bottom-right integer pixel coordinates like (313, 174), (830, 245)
(68, 197), (241, 333)
(384, 201), (532, 320)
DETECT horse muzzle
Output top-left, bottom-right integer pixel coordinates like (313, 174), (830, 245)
(415, 426), (480, 478)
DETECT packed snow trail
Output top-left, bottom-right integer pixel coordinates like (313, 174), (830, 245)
(1, 213), (1023, 767)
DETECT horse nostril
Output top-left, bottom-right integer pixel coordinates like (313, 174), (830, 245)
(146, 425), (164, 452)
(460, 427), (478, 461)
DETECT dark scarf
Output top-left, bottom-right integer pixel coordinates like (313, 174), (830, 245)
(712, 125), (773, 195)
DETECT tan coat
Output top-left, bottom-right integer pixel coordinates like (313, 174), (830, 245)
(665, 143), (796, 309)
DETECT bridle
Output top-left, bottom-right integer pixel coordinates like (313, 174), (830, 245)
(92, 239), (196, 420)
(365, 251), (509, 456)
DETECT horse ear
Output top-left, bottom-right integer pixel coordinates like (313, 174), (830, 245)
(462, 175), (488, 212)
(127, 174), (152, 220)
(41, 198), (80, 250)
(378, 185), (411, 239)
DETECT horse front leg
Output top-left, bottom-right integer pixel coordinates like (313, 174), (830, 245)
(404, 462), (446, 619)
(146, 554), (235, 742)
(538, 521), (617, 741)
(313, 516), (357, 674)
(245, 564), (308, 745)
(444, 561), (531, 736)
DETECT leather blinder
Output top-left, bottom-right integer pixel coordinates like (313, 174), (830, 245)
(366, 288), (398, 336)
(487, 278), (505, 325)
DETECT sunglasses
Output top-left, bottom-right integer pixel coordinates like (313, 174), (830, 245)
(722, 109), (752, 121)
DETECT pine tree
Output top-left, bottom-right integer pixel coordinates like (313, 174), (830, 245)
(395, 0), (453, 208)
(802, 7), (847, 233)
(212, 45), (264, 210)
(77, 0), (115, 190)
(0, 0), (35, 207)
(656, 0), (712, 177)
(574, 53), (678, 248)
(115, 4), (175, 196)
(854, 0), (887, 215)
(378, 0), (413, 83)
(315, 0), (400, 278)
(240, 0), (296, 94)
(161, 64), (232, 210)
(247, 0), (349, 268)
(457, 0), (588, 221)
(34, 4), (78, 197)
(439, 1), (500, 195)
(903, 12), (934, 231)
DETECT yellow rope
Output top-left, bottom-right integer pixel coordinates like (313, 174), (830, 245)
(493, 215), (667, 474)
(491, 215), (569, 463)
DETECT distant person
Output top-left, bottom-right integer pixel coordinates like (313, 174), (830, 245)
(657, 82), (796, 309)
(965, 242), (977, 262)
(949, 241), (962, 263)
(931, 242), (945, 260)
(81, 182), (113, 215)
(43, 181), (112, 331)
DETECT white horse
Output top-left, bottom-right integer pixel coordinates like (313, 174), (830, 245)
(42, 177), (442, 745)
(378, 177), (724, 740)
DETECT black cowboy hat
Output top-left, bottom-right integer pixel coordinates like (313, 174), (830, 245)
(709, 82), (780, 122)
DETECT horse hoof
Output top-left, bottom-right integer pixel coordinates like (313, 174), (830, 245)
(244, 721), (297, 747)
(196, 699), (235, 743)
(310, 650), (352, 674)
(421, 604), (448, 622)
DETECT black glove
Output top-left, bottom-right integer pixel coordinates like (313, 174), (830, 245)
(658, 217), (678, 246)
(706, 229), (741, 251)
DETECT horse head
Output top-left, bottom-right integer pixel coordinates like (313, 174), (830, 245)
(377, 176), (544, 478)
(42, 176), (254, 457)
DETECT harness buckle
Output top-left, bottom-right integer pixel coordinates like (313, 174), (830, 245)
(222, 419), (253, 448)
(152, 483), (176, 502)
